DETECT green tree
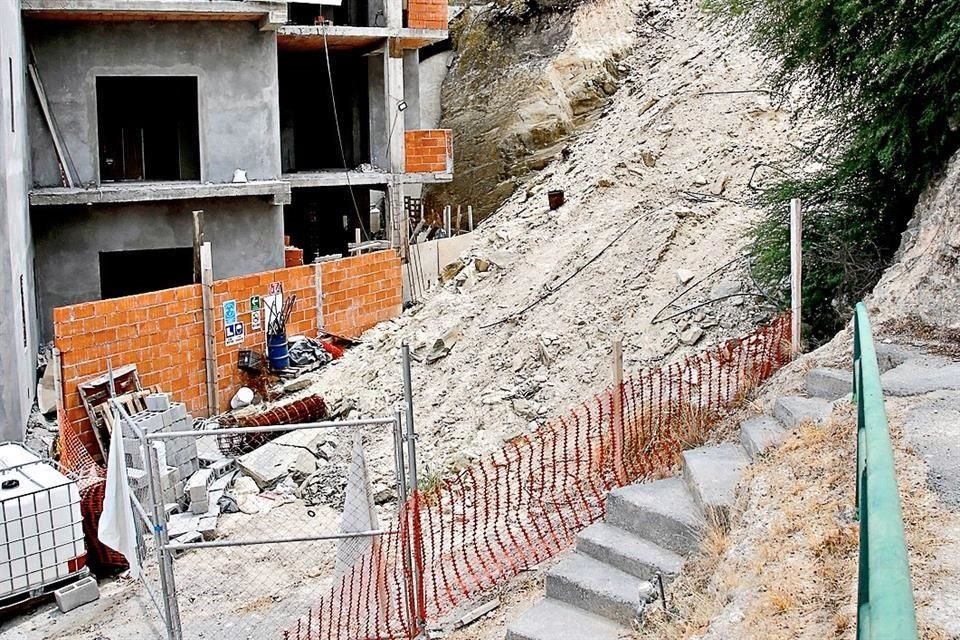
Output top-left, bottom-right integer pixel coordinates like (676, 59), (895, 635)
(709, 0), (960, 344)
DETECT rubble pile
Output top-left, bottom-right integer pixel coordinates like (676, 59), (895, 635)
(288, 2), (813, 480)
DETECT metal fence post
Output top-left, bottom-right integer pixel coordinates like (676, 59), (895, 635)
(144, 439), (183, 640)
(401, 343), (426, 635)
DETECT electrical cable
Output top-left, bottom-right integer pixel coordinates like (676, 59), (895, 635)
(321, 23), (370, 241)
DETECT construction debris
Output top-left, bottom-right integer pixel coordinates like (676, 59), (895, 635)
(237, 427), (329, 490)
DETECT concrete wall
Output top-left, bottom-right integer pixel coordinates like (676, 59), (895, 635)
(368, 53), (387, 169)
(27, 20), (281, 187)
(33, 198), (283, 340)
(419, 50), (452, 130)
(0, 4), (39, 442)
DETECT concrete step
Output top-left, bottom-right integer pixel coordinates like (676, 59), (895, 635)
(740, 415), (787, 459)
(576, 522), (684, 581)
(545, 552), (644, 627)
(505, 598), (629, 640)
(805, 367), (851, 401)
(681, 443), (749, 527)
(606, 477), (705, 555)
(772, 395), (832, 428)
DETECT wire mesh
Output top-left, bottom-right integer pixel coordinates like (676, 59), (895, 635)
(148, 423), (406, 640)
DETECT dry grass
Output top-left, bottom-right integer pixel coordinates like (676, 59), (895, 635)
(633, 402), (954, 639)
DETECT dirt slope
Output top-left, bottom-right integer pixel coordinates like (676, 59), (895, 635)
(298, 0), (806, 483)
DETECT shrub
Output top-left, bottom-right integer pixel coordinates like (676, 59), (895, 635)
(708, 0), (960, 344)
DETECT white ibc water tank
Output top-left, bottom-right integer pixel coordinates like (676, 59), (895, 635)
(0, 443), (87, 601)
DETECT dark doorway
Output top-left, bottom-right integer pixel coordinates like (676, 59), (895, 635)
(284, 187), (371, 261)
(96, 76), (201, 182)
(279, 52), (370, 173)
(99, 248), (194, 299)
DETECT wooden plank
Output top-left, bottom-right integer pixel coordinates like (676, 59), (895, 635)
(27, 61), (75, 187)
(200, 242), (219, 415)
(790, 198), (803, 355)
(193, 210), (205, 283)
(611, 337), (625, 481)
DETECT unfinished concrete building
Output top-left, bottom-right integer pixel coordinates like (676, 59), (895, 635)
(0, 0), (452, 439)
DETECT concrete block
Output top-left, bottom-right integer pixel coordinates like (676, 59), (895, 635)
(187, 469), (213, 502)
(576, 522), (683, 581)
(875, 343), (923, 373)
(159, 465), (181, 504)
(506, 598), (628, 640)
(773, 396), (832, 428)
(199, 515), (218, 540)
(145, 393), (171, 412)
(210, 457), (237, 479)
(881, 358), (960, 397)
(740, 416), (787, 459)
(169, 402), (188, 422)
(238, 428), (324, 489)
(169, 531), (202, 557)
(681, 444), (749, 527)
(168, 513), (202, 538)
(545, 553), (643, 626)
(189, 499), (209, 515)
(54, 576), (100, 612)
(805, 367), (851, 400)
(605, 478), (704, 556)
(210, 469), (237, 492)
(140, 412), (164, 434)
(123, 438), (145, 469)
(168, 417), (193, 432)
(126, 467), (148, 491)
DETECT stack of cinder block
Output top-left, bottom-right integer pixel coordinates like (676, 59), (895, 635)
(121, 393), (199, 508)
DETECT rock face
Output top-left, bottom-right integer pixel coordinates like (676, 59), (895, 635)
(870, 150), (960, 328)
(425, 0), (639, 220)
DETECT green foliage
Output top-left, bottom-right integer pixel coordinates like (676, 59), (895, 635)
(708, 0), (960, 344)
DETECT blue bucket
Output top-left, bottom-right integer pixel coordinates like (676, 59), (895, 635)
(267, 333), (289, 370)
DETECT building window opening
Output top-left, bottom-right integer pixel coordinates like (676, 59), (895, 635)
(96, 76), (200, 182)
(99, 248), (194, 299)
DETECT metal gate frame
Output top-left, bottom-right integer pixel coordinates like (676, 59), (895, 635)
(113, 344), (425, 640)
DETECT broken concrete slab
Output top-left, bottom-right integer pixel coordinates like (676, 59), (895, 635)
(880, 357), (960, 397)
(805, 367), (850, 401)
(237, 427), (324, 489)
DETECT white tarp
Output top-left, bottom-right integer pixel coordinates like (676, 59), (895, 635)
(334, 432), (379, 578)
(98, 422), (142, 578)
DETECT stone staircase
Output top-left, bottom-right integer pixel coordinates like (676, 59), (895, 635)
(505, 367), (849, 640)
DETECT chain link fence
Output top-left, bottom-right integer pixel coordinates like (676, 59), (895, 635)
(118, 403), (414, 640)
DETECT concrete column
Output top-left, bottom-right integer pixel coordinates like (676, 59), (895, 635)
(384, 0), (402, 28)
(402, 50), (421, 130)
(0, 8), (39, 441)
(383, 41), (405, 174)
(383, 40), (406, 252)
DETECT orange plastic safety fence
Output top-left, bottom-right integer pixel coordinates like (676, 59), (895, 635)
(57, 412), (128, 570)
(281, 314), (791, 639)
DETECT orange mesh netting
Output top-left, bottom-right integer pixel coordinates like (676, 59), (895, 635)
(281, 313), (791, 639)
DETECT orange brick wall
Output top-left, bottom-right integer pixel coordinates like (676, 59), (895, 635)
(319, 250), (402, 338)
(211, 265), (318, 410)
(405, 129), (453, 173)
(53, 286), (206, 458)
(407, 0), (447, 30)
(53, 253), (401, 462)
